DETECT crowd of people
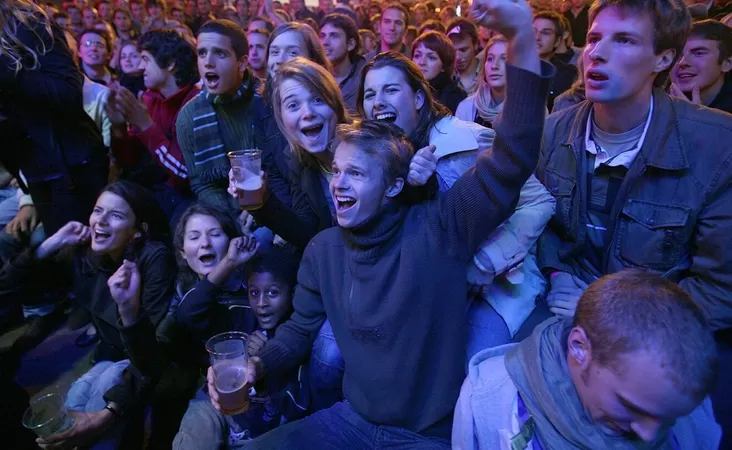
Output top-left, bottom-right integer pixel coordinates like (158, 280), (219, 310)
(1, 0), (731, 448)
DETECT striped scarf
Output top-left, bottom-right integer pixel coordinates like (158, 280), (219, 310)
(189, 72), (257, 184)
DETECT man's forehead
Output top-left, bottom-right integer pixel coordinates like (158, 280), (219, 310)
(590, 5), (654, 32)
(685, 36), (719, 51)
(198, 33), (233, 50)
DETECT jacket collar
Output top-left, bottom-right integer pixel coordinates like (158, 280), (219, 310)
(562, 89), (688, 171)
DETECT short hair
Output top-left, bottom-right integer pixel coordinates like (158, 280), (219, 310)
(418, 19), (446, 36)
(272, 57), (349, 170)
(358, 51), (450, 148)
(558, 14), (573, 41)
(79, 28), (112, 53)
(689, 19), (732, 63)
(198, 19), (249, 59)
(381, 2), (409, 24)
(248, 27), (271, 41)
(321, 13), (361, 62)
(146, 0), (166, 12)
(589, 0), (691, 87)
(139, 29), (199, 86)
(446, 17), (478, 44)
(334, 121), (414, 186)
(250, 16), (275, 33)
(299, 17), (319, 33)
(575, 269), (717, 401)
(247, 246), (301, 290)
(411, 31), (456, 74)
(534, 10), (565, 39)
(54, 11), (69, 20)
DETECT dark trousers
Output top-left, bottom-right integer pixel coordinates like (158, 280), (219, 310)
(26, 158), (109, 235)
(235, 401), (451, 450)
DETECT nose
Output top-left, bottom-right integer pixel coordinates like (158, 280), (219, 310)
(630, 417), (663, 442)
(677, 52), (691, 68)
(302, 101), (316, 119)
(200, 234), (212, 248)
(255, 292), (266, 308)
(491, 58), (500, 70)
(332, 171), (349, 190)
(588, 37), (609, 63)
(373, 91), (386, 112)
(203, 52), (215, 68)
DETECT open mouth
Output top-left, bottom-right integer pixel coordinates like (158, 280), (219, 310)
(257, 311), (274, 322)
(375, 112), (397, 123)
(301, 123), (324, 138)
(587, 71), (608, 82)
(204, 72), (220, 87)
(336, 195), (356, 211)
(678, 73), (696, 79)
(198, 254), (217, 265)
(94, 229), (111, 241)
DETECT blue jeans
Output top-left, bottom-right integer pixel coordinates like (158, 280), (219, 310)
(466, 299), (512, 365)
(308, 319), (344, 412)
(232, 401), (450, 449)
(65, 360), (130, 412)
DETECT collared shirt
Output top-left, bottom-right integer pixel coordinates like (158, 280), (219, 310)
(585, 97), (654, 170)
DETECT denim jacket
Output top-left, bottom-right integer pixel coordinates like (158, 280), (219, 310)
(536, 89), (732, 330)
(431, 117), (556, 334)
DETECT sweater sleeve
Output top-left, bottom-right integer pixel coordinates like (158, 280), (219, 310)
(134, 120), (188, 182)
(175, 277), (227, 341)
(257, 243), (326, 376)
(433, 62), (554, 262)
(252, 167), (321, 250)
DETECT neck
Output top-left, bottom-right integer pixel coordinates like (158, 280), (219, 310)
(381, 40), (401, 52)
(252, 67), (267, 79)
(557, 42), (569, 53)
(159, 77), (181, 98)
(540, 51), (555, 62)
(118, 30), (131, 39)
(572, 6), (584, 15)
(593, 89), (652, 134)
(700, 75), (726, 106)
(490, 86), (505, 104)
(83, 62), (110, 82)
(459, 57), (478, 76)
(331, 56), (353, 81)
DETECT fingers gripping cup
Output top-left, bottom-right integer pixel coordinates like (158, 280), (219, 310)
(228, 150), (265, 211)
(22, 393), (75, 438)
(206, 331), (251, 415)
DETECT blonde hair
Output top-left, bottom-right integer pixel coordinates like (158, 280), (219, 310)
(477, 35), (507, 93)
(272, 57), (350, 170)
(0, 0), (53, 73)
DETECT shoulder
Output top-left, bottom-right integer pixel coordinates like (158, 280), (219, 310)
(177, 93), (205, 123)
(466, 344), (516, 393)
(137, 241), (175, 271)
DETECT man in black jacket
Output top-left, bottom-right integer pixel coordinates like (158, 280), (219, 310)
(534, 10), (579, 111)
(214, 0), (554, 447)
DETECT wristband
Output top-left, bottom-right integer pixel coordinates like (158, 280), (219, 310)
(104, 402), (120, 417)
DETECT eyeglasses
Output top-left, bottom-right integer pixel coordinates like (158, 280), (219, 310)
(82, 40), (106, 49)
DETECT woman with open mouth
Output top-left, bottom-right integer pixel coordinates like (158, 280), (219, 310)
(0, 180), (177, 448)
(359, 51), (557, 360)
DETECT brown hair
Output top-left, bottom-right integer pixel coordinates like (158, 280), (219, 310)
(411, 31), (456, 74)
(0, 0), (53, 73)
(690, 19), (732, 63)
(320, 13), (361, 62)
(334, 120), (414, 186)
(588, 0), (691, 86)
(272, 57), (350, 170)
(417, 19), (445, 36)
(381, 2), (409, 24)
(268, 21), (331, 71)
(446, 17), (477, 45)
(357, 51), (450, 148)
(574, 269), (717, 400)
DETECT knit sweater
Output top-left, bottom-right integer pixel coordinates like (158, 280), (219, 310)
(257, 62), (554, 434)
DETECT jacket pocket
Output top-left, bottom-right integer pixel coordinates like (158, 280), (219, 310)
(544, 169), (576, 233)
(616, 199), (690, 270)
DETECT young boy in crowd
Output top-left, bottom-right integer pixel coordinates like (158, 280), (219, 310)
(173, 247), (303, 448)
(671, 19), (732, 113)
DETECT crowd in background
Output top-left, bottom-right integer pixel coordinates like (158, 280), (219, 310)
(1, 0), (732, 448)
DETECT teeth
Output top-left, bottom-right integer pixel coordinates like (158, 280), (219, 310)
(337, 196), (355, 202)
(376, 113), (396, 120)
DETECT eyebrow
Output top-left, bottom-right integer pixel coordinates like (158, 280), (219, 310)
(689, 46), (710, 53)
(616, 394), (658, 419)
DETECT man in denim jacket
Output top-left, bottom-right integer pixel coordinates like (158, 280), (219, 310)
(536, 0), (732, 441)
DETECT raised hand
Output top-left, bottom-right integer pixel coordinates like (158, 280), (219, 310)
(107, 260), (142, 325)
(407, 145), (437, 186)
(470, 0), (534, 39)
(224, 236), (260, 267)
(37, 221), (91, 259)
(116, 86), (154, 130)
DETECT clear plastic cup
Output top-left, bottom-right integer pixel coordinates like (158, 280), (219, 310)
(22, 393), (75, 438)
(206, 331), (250, 415)
(228, 149), (265, 211)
